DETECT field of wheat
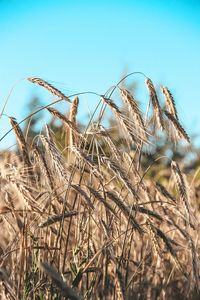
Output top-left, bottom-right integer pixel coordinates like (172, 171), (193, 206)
(0, 74), (199, 299)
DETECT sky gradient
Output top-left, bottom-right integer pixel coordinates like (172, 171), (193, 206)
(0, 0), (200, 148)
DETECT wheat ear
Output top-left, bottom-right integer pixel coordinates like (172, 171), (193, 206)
(120, 88), (147, 141)
(155, 181), (176, 203)
(47, 107), (84, 142)
(27, 77), (71, 102)
(71, 184), (94, 210)
(105, 191), (143, 234)
(164, 110), (190, 143)
(87, 186), (116, 215)
(40, 127), (70, 183)
(39, 211), (78, 228)
(171, 161), (192, 220)
(101, 156), (139, 201)
(9, 118), (30, 165)
(101, 97), (138, 144)
(9, 117), (33, 181)
(95, 125), (122, 162)
(68, 97), (79, 147)
(161, 86), (178, 120)
(146, 78), (164, 130)
(40, 262), (81, 299)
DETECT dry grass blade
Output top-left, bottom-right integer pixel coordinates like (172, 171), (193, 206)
(161, 86), (178, 120)
(146, 78), (164, 130)
(164, 110), (190, 143)
(27, 77), (71, 102)
(40, 262), (81, 299)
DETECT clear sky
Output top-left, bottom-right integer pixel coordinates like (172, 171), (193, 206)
(0, 0), (200, 149)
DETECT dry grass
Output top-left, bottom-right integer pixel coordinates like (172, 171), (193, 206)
(0, 75), (199, 299)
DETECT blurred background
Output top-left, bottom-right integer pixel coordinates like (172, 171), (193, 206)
(0, 0), (200, 149)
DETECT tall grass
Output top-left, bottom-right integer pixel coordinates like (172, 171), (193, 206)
(0, 74), (199, 299)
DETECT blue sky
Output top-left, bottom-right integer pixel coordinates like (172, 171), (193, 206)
(0, 0), (200, 149)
